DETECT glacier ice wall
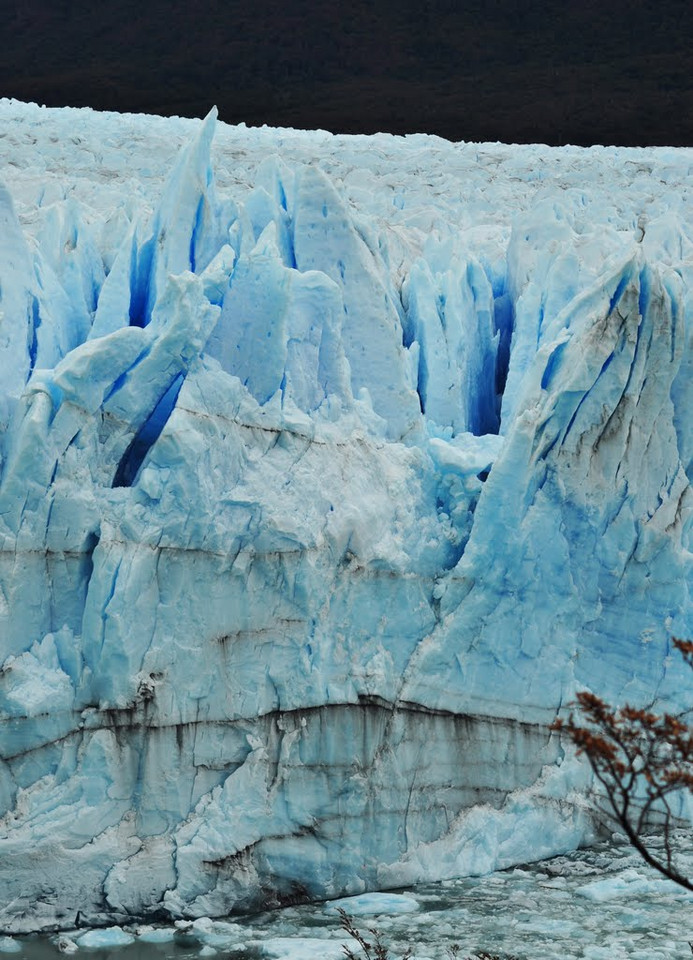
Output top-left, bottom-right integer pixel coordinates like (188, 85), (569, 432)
(0, 102), (692, 931)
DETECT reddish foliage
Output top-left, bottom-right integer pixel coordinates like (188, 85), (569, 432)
(552, 639), (693, 892)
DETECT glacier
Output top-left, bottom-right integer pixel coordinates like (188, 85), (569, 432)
(0, 99), (692, 932)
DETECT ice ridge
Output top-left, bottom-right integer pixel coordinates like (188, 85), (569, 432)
(0, 103), (691, 931)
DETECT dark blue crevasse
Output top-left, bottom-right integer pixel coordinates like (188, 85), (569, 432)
(128, 234), (155, 328)
(416, 337), (429, 416)
(27, 295), (41, 372)
(493, 290), (513, 413)
(471, 343), (502, 437)
(284, 215), (297, 270)
(189, 195), (206, 273)
(540, 340), (568, 391)
(610, 268), (632, 318)
(112, 373), (185, 488)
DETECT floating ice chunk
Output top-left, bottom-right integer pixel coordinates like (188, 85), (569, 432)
(325, 892), (419, 916)
(262, 938), (348, 960)
(56, 938), (78, 954)
(0, 938), (21, 954)
(76, 927), (135, 948)
(575, 868), (692, 902)
(515, 916), (580, 935)
(135, 926), (176, 943)
(188, 917), (246, 948)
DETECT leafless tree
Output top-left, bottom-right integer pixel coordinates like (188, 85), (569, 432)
(338, 907), (411, 960)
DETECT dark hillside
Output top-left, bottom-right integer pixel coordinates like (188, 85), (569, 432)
(2, 0), (693, 145)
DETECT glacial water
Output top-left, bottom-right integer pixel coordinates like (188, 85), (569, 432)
(6, 836), (692, 960)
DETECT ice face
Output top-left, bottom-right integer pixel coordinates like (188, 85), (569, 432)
(0, 100), (691, 932)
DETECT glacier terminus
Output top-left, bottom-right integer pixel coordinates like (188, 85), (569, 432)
(0, 99), (691, 933)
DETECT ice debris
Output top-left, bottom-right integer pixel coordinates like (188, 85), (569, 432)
(262, 939), (349, 960)
(75, 928), (134, 949)
(325, 892), (420, 916)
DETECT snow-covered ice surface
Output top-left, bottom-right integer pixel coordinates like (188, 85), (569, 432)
(6, 837), (693, 959)
(0, 98), (692, 931)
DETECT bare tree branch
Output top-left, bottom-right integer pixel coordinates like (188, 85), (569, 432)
(552, 638), (693, 892)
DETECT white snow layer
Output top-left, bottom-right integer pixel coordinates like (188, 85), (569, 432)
(0, 98), (691, 932)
